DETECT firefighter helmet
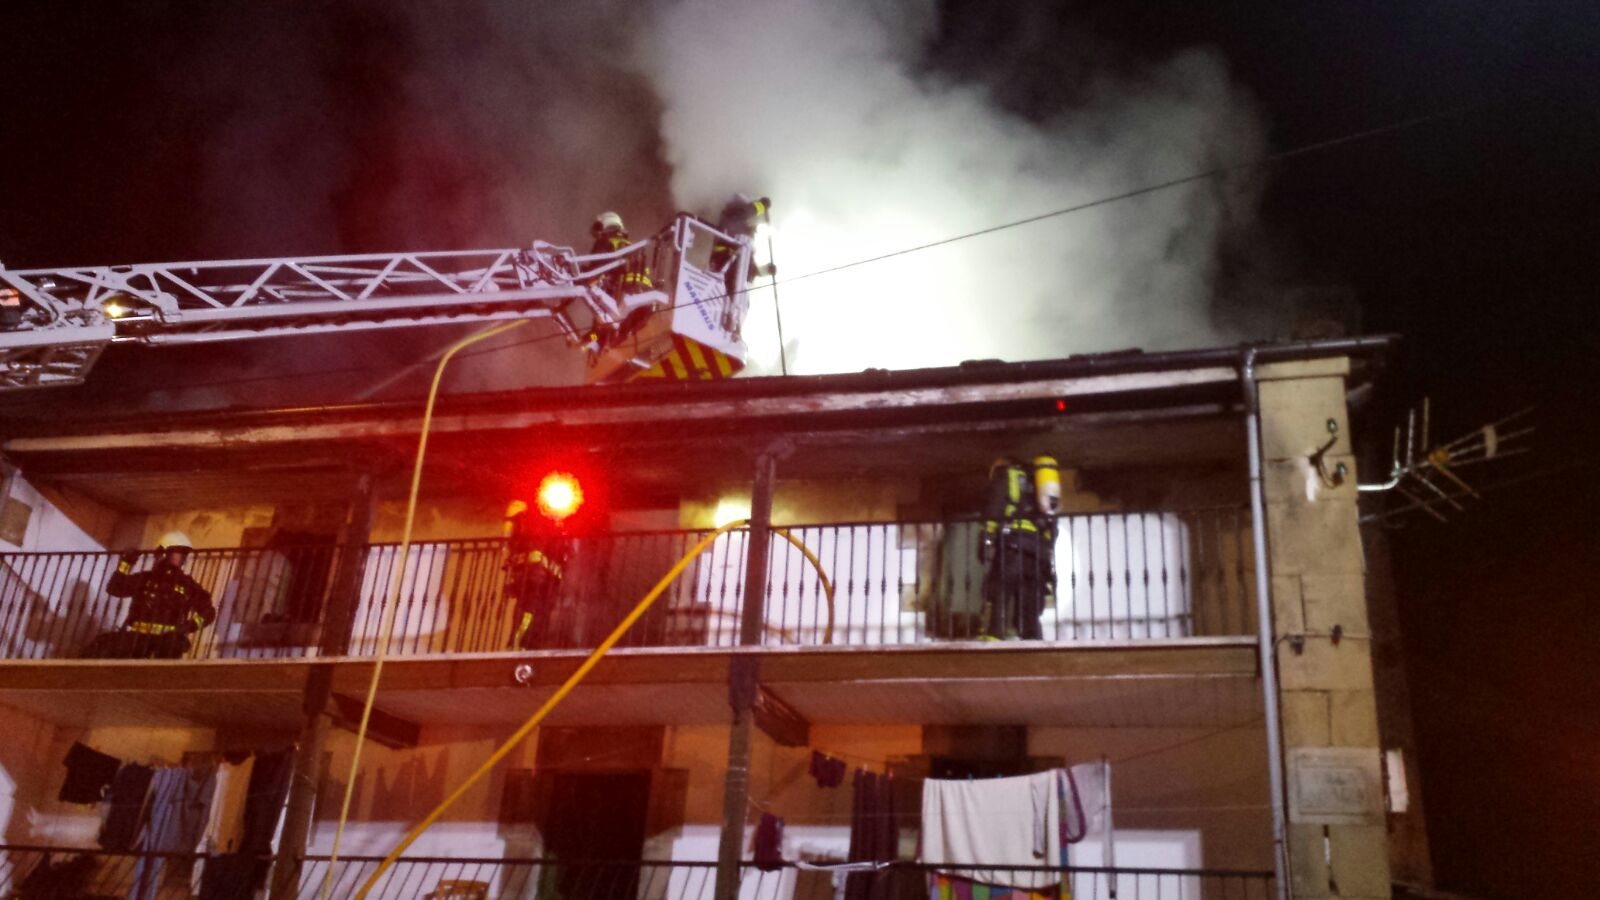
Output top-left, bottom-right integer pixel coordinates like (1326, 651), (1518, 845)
(989, 456), (1018, 478)
(592, 211), (625, 238)
(1033, 455), (1062, 514)
(721, 194), (769, 231)
(157, 531), (194, 551)
(505, 499), (529, 519)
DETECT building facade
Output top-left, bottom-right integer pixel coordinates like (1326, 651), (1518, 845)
(0, 338), (1416, 899)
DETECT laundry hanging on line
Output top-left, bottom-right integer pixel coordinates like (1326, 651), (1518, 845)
(59, 741), (121, 804)
(921, 762), (1114, 893)
(810, 750), (847, 788)
(99, 763), (155, 851)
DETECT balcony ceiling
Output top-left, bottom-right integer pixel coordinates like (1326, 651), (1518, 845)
(15, 408), (1244, 513)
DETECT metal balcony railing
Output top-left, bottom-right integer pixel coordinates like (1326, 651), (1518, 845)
(0, 847), (1277, 899)
(0, 508), (1255, 662)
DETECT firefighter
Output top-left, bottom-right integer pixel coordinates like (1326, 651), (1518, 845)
(86, 532), (216, 659)
(504, 499), (571, 650)
(978, 457), (1059, 640)
(709, 194), (777, 301)
(589, 211), (653, 297)
(584, 211), (657, 351)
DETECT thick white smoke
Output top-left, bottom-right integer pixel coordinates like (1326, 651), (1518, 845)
(134, 0), (1274, 408)
(638, 0), (1267, 374)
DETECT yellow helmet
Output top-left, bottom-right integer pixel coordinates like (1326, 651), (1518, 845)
(157, 531), (193, 551)
(505, 499), (529, 519)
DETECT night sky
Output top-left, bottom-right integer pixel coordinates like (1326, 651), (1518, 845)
(3, 2), (1598, 895)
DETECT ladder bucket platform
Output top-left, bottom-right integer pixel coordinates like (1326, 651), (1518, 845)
(0, 212), (755, 392)
(584, 216), (752, 384)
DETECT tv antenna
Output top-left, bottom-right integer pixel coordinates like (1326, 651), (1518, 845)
(1358, 399), (1533, 524)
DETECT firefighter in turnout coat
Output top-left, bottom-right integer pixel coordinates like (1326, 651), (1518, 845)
(505, 500), (572, 650)
(87, 531), (216, 659)
(979, 456), (1061, 640)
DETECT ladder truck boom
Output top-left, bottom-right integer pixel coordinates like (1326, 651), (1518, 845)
(0, 213), (755, 390)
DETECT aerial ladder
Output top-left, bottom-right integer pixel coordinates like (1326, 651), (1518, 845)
(0, 213), (756, 391)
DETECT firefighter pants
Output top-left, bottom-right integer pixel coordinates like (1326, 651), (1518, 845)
(509, 567), (562, 650)
(982, 539), (1051, 640)
(82, 629), (190, 660)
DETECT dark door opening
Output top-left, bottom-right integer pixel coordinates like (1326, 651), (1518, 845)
(541, 770), (651, 899)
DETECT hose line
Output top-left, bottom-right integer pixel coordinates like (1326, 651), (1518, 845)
(322, 319), (530, 900)
(354, 518), (754, 898)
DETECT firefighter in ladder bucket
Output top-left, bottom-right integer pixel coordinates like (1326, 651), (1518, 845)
(978, 456), (1061, 640)
(584, 211), (657, 352)
(710, 194), (778, 304)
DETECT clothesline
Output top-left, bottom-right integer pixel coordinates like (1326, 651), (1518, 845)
(736, 804), (1266, 824)
(802, 715), (1262, 782)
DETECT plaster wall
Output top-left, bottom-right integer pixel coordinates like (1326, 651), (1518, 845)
(1030, 726), (1271, 872)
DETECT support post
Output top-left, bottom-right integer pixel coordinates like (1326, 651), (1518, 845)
(319, 474), (378, 656)
(713, 449), (779, 900)
(269, 664), (335, 900)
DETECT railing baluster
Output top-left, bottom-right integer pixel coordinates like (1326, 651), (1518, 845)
(0, 506), (1249, 660)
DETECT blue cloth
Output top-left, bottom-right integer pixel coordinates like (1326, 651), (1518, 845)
(129, 766), (213, 900)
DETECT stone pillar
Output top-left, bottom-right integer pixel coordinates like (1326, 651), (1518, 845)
(714, 450), (779, 900)
(1256, 358), (1392, 899)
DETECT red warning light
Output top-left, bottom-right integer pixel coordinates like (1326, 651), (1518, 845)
(1055, 399), (1067, 412)
(536, 472), (584, 521)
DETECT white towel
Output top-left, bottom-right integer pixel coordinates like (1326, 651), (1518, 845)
(921, 770), (1061, 890)
(201, 756), (255, 853)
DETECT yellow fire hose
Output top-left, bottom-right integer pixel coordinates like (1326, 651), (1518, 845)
(353, 519), (748, 897)
(323, 320), (530, 899)
(350, 523), (837, 896)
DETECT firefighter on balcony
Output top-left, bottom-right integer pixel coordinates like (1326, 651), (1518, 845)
(978, 456), (1060, 640)
(85, 532), (216, 659)
(505, 474), (579, 650)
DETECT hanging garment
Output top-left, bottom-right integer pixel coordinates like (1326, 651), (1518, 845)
(845, 770), (902, 900)
(201, 755), (255, 853)
(810, 751), (847, 788)
(921, 771), (1062, 891)
(1057, 762), (1113, 871)
(129, 766), (214, 900)
(206, 749), (292, 897)
(754, 812), (786, 871)
(238, 749), (293, 853)
(59, 741), (121, 803)
(98, 763), (155, 850)
(929, 872), (1063, 900)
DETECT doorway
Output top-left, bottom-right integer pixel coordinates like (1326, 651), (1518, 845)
(541, 770), (652, 899)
